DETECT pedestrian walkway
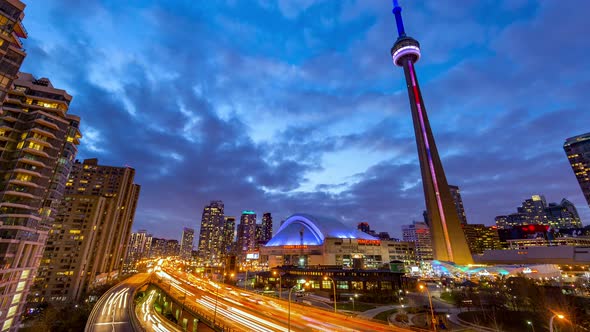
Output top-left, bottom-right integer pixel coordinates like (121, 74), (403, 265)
(358, 304), (398, 319)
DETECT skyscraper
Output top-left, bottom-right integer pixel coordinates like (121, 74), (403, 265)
(180, 227), (195, 260)
(197, 200), (224, 265)
(546, 199), (582, 229)
(495, 195), (582, 229)
(390, 1), (472, 264)
(236, 210), (256, 258)
(166, 239), (180, 257)
(0, 0), (27, 103)
(402, 221), (433, 261)
(0, 73), (81, 330)
(449, 185), (468, 224)
(35, 159), (140, 303)
(125, 230), (151, 270)
(564, 133), (590, 208)
(462, 224), (501, 255)
(261, 212), (273, 244)
(222, 216), (236, 255)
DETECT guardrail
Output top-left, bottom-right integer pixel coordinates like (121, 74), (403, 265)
(151, 280), (240, 332)
(84, 281), (126, 332)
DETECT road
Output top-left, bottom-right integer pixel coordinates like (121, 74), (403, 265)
(136, 289), (181, 332)
(158, 267), (413, 332)
(85, 273), (149, 332)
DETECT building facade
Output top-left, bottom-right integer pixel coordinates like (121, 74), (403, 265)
(462, 224), (502, 255)
(180, 227), (194, 260)
(34, 159), (140, 303)
(260, 214), (405, 270)
(260, 212), (272, 244)
(150, 238), (167, 258)
(221, 216), (235, 256)
(402, 221), (433, 261)
(166, 239), (179, 257)
(0, 0), (27, 102)
(546, 199), (583, 229)
(125, 230), (151, 271)
(236, 210), (256, 259)
(564, 133), (590, 208)
(0, 72), (81, 330)
(449, 185), (468, 224)
(496, 195), (582, 229)
(197, 200), (224, 265)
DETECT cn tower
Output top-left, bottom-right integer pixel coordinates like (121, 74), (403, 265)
(390, 0), (473, 265)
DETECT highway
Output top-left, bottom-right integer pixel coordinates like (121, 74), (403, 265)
(158, 267), (413, 332)
(137, 289), (181, 332)
(85, 273), (149, 332)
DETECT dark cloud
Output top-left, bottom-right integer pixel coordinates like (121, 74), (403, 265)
(19, 0), (590, 240)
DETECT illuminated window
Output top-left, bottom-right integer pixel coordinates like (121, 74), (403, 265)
(15, 173), (32, 182)
(27, 142), (43, 150)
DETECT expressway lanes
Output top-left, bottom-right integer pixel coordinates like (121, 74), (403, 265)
(85, 273), (149, 332)
(161, 269), (412, 332)
(137, 290), (181, 332)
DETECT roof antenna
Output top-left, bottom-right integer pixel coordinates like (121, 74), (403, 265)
(392, 0), (406, 38)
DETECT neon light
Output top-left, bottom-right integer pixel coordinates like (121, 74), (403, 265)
(408, 59), (454, 261)
(357, 239), (381, 245)
(392, 45), (420, 66)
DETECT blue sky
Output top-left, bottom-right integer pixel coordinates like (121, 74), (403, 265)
(21, 0), (590, 240)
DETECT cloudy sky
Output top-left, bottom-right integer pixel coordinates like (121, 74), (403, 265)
(21, 0), (589, 240)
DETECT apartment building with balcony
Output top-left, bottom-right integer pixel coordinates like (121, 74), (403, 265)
(0, 72), (81, 332)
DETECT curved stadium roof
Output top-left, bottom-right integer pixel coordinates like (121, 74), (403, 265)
(265, 213), (377, 246)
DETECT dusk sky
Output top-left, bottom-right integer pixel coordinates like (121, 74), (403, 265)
(21, 0), (590, 240)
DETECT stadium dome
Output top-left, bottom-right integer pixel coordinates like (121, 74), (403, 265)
(265, 213), (377, 246)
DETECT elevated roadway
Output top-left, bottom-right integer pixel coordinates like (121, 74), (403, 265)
(85, 273), (149, 332)
(159, 267), (413, 332)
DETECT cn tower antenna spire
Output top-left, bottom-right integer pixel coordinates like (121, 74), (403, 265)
(392, 0), (406, 37)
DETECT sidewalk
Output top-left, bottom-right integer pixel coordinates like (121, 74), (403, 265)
(357, 304), (398, 319)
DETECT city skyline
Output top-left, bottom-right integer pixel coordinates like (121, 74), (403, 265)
(20, 1), (590, 239)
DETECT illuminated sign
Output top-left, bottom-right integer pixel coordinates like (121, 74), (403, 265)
(246, 252), (259, 259)
(283, 245), (308, 249)
(357, 239), (381, 245)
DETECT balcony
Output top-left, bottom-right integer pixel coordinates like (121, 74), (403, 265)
(30, 127), (57, 139)
(7, 179), (41, 188)
(13, 168), (43, 178)
(22, 147), (50, 158)
(0, 190), (36, 200)
(0, 201), (35, 210)
(16, 156), (46, 168)
(33, 118), (59, 131)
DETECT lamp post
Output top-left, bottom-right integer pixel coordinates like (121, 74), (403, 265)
(549, 314), (564, 332)
(245, 269), (248, 290)
(349, 294), (358, 311)
(419, 284), (437, 331)
(274, 271), (282, 299)
(288, 285), (299, 332)
(213, 281), (220, 326)
(323, 276), (337, 312)
(527, 320), (536, 332)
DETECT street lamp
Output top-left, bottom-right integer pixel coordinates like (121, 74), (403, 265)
(288, 282), (308, 332)
(213, 282), (220, 326)
(419, 284), (437, 332)
(323, 276), (337, 313)
(549, 313), (565, 332)
(273, 271), (282, 299)
(349, 294), (358, 311)
(527, 320), (536, 332)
